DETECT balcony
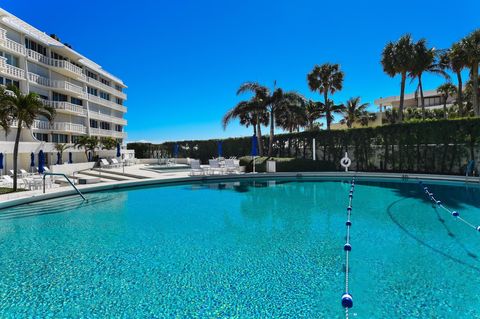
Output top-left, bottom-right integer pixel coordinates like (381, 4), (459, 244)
(89, 112), (127, 125)
(0, 60), (26, 80)
(41, 100), (88, 117)
(28, 73), (84, 97)
(0, 37), (26, 56)
(86, 76), (127, 100)
(32, 120), (87, 134)
(87, 94), (127, 113)
(90, 127), (126, 138)
(26, 50), (85, 80)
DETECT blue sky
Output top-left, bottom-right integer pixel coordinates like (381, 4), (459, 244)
(4, 0), (480, 142)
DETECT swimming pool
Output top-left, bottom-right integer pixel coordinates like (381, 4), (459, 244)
(0, 177), (479, 318)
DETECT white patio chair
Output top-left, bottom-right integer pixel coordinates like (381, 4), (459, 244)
(208, 159), (226, 175)
(110, 158), (121, 168)
(189, 160), (204, 176)
(225, 159), (240, 174)
(20, 169), (30, 177)
(101, 158), (112, 168)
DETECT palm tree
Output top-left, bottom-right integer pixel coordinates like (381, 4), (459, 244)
(275, 96), (308, 133)
(460, 29), (480, 116)
(440, 43), (467, 115)
(436, 83), (457, 119)
(223, 98), (268, 156)
(307, 63), (344, 130)
(0, 85), (55, 190)
(340, 97), (369, 128)
(54, 143), (70, 164)
(74, 136), (98, 160)
(409, 39), (449, 119)
(237, 81), (304, 156)
(304, 100), (324, 131)
(381, 34), (416, 122)
(100, 137), (117, 150)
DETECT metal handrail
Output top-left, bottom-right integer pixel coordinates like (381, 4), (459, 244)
(42, 172), (86, 200)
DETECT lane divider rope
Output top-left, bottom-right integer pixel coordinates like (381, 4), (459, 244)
(419, 181), (480, 233)
(341, 177), (355, 318)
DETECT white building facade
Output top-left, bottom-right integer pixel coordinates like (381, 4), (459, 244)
(0, 8), (128, 170)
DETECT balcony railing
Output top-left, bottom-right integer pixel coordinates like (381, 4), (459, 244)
(41, 100), (88, 116)
(90, 127), (126, 138)
(28, 73), (84, 96)
(1, 38), (26, 56)
(26, 50), (85, 79)
(0, 28), (6, 42)
(0, 56), (6, 70)
(32, 120), (87, 134)
(2, 64), (25, 79)
(87, 94), (127, 113)
(88, 112), (127, 125)
(86, 76), (126, 100)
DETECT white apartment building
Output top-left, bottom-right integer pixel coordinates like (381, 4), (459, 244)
(374, 89), (455, 112)
(0, 8), (128, 170)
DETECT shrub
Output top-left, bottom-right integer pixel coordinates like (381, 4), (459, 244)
(239, 157), (336, 173)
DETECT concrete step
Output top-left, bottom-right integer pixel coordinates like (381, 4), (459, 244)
(92, 168), (148, 179)
(80, 170), (132, 181)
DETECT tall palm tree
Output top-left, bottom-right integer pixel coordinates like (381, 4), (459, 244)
(0, 85), (55, 190)
(237, 81), (304, 156)
(223, 98), (268, 156)
(436, 83), (457, 119)
(460, 29), (480, 116)
(440, 43), (467, 115)
(54, 143), (70, 164)
(409, 39), (449, 119)
(381, 34), (416, 122)
(340, 97), (369, 128)
(304, 100), (324, 131)
(307, 63), (344, 130)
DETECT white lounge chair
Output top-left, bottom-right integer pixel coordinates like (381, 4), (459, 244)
(189, 160), (204, 176)
(20, 169), (30, 177)
(110, 158), (121, 168)
(1, 175), (27, 188)
(100, 158), (112, 168)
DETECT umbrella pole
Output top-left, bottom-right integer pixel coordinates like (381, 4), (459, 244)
(253, 156), (256, 174)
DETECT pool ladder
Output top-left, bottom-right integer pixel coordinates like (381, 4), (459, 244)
(42, 173), (86, 201)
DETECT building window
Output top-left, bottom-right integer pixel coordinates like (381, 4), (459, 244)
(25, 38), (47, 56)
(90, 119), (98, 128)
(71, 97), (83, 106)
(99, 92), (110, 100)
(100, 78), (110, 86)
(115, 98), (123, 105)
(424, 96), (442, 107)
(71, 135), (82, 143)
(100, 122), (110, 130)
(115, 84), (122, 92)
(33, 133), (49, 142)
(86, 70), (98, 80)
(0, 77), (20, 88)
(115, 125), (122, 132)
(51, 51), (67, 61)
(2, 53), (19, 67)
(53, 92), (68, 102)
(38, 94), (49, 100)
(52, 134), (68, 143)
(87, 87), (98, 96)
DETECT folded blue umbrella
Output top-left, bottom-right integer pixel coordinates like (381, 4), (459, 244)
(38, 150), (45, 174)
(116, 143), (121, 157)
(30, 152), (35, 168)
(57, 152), (61, 165)
(217, 141), (223, 157)
(69, 152), (73, 164)
(251, 135), (258, 157)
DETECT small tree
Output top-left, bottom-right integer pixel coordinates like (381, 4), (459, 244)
(54, 143), (70, 164)
(437, 83), (457, 119)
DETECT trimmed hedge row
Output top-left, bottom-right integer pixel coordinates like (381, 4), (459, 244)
(128, 118), (480, 175)
(238, 157), (336, 173)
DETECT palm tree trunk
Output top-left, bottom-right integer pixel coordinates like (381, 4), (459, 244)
(472, 64), (479, 116)
(324, 92), (331, 130)
(13, 123), (22, 191)
(256, 122), (263, 156)
(456, 71), (463, 116)
(399, 72), (406, 122)
(268, 109), (274, 157)
(418, 75), (425, 120)
(443, 95), (447, 119)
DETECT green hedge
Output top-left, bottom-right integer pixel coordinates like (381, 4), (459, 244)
(128, 118), (480, 175)
(238, 157), (336, 173)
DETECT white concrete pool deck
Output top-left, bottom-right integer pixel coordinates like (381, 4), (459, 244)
(1, 164), (479, 209)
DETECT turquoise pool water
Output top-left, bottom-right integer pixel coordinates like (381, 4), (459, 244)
(0, 178), (479, 318)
